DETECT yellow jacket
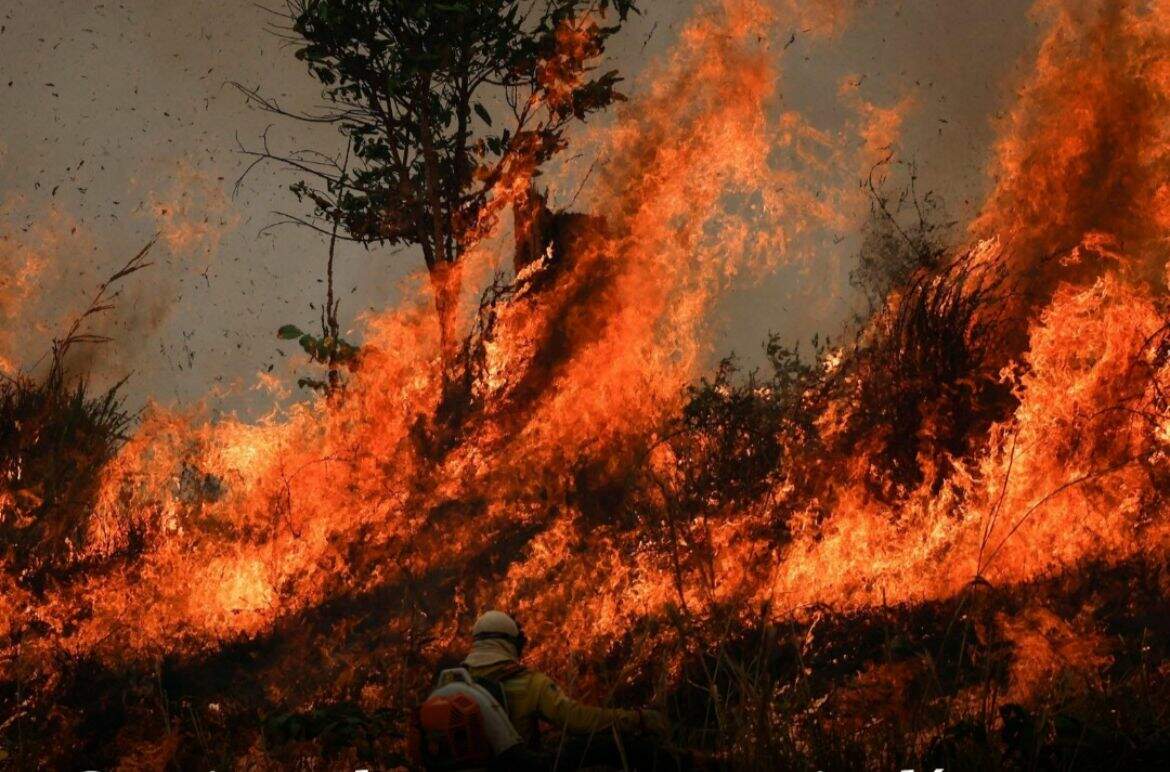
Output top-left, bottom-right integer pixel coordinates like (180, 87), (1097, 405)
(466, 659), (642, 744)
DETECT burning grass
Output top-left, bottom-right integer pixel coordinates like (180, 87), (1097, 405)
(0, 366), (131, 588)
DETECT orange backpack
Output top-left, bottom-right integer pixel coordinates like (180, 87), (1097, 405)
(409, 666), (525, 770)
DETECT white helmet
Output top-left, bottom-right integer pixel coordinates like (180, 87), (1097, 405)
(472, 610), (526, 654)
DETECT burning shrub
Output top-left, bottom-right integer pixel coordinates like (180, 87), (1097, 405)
(676, 341), (820, 519)
(837, 251), (1015, 502)
(0, 245), (151, 591)
(812, 170), (1016, 505)
(0, 366), (131, 589)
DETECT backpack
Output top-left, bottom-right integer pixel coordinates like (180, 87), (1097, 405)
(410, 667), (524, 770)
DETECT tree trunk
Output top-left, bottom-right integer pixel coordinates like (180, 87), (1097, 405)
(429, 260), (462, 378)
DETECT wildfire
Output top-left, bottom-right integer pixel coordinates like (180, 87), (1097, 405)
(5, 0), (1170, 767)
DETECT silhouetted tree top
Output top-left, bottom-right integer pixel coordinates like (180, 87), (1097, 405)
(242, 0), (638, 365)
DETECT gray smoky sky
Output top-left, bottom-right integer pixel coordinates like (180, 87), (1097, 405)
(0, 0), (1041, 416)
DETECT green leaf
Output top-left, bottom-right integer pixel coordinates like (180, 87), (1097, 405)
(474, 103), (492, 126)
(299, 334), (320, 359)
(277, 324), (304, 340)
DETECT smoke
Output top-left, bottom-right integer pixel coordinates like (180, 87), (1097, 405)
(0, 160), (240, 384)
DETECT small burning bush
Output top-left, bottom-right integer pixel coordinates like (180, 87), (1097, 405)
(0, 244), (150, 590)
(0, 366), (130, 588)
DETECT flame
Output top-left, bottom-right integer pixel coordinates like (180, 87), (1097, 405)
(146, 161), (239, 259)
(0, 199), (70, 373)
(1, 0), (872, 668)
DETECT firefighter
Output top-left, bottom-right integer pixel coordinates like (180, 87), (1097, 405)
(462, 610), (682, 771)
